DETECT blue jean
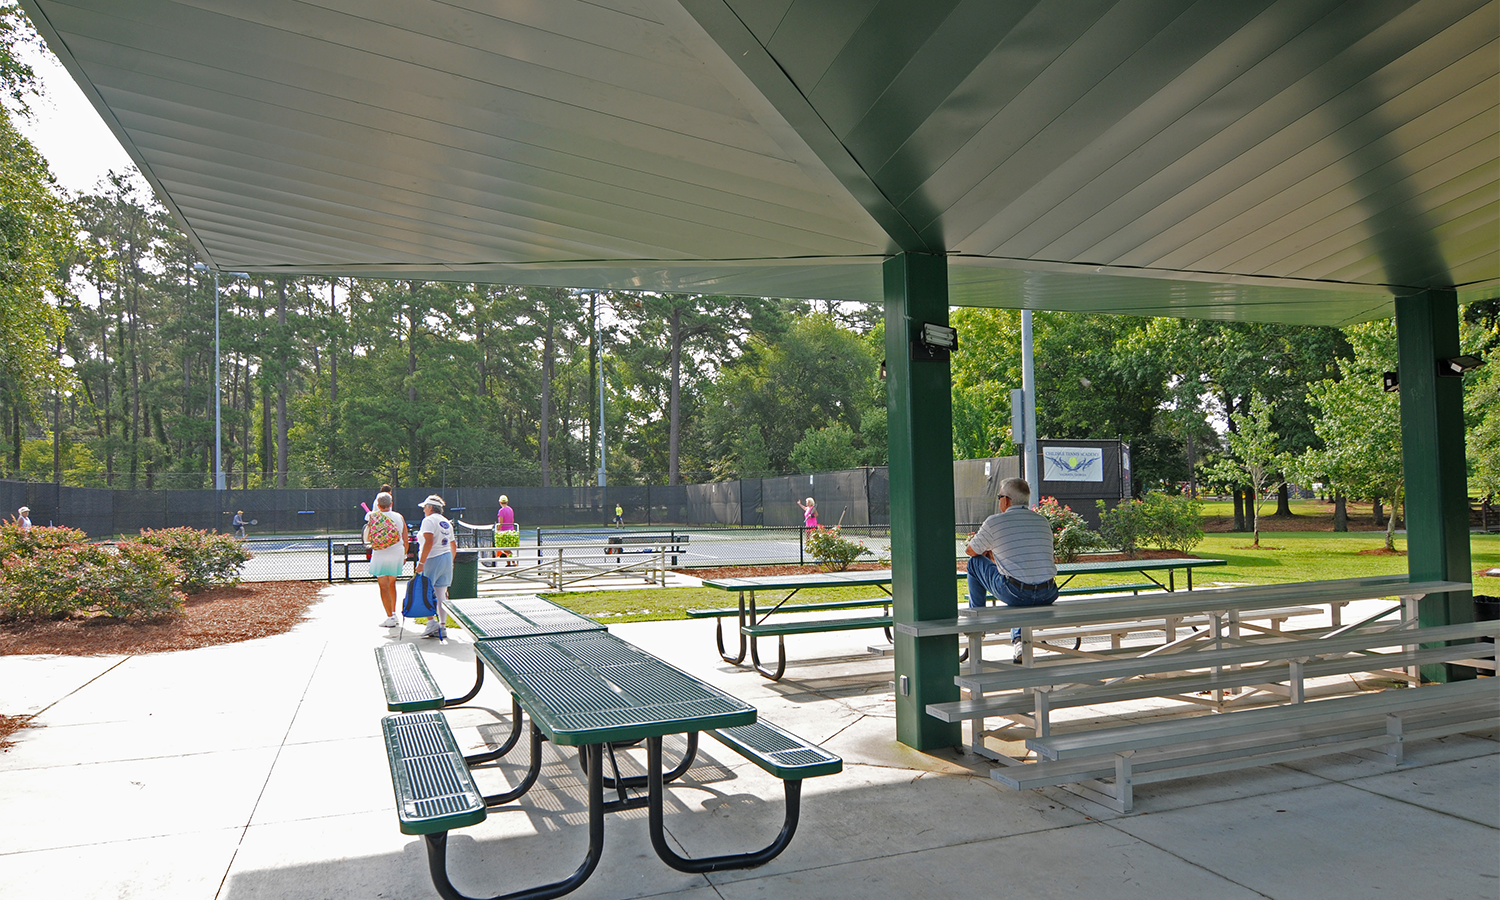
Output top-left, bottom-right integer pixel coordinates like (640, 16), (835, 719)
(966, 554), (1060, 640)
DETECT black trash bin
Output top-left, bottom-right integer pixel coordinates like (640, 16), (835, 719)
(451, 550), (479, 600)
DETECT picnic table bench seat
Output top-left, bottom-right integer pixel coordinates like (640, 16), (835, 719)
(375, 643), (484, 712)
(1056, 582), (1159, 597)
(381, 710), (488, 835)
(687, 597), (891, 618)
(991, 678), (1499, 812)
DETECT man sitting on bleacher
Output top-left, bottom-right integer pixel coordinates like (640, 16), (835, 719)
(965, 477), (1059, 661)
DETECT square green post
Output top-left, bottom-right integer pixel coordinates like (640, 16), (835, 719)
(1395, 288), (1474, 683)
(885, 252), (961, 750)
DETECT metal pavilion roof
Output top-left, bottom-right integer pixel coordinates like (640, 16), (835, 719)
(21, 0), (1500, 326)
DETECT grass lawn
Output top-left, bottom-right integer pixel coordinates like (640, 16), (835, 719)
(543, 532), (1500, 624)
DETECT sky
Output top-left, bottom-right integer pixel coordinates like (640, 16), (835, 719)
(13, 39), (142, 195)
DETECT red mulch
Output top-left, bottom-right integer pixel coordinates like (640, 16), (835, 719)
(1359, 548), (1406, 556)
(0, 580), (326, 657)
(0, 714), (30, 751)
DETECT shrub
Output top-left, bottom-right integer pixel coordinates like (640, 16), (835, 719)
(805, 526), (871, 572)
(1140, 493), (1204, 552)
(1097, 499), (1148, 556)
(85, 542), (184, 619)
(0, 522), (90, 558)
(135, 527), (251, 593)
(1097, 494), (1206, 555)
(0, 525), (185, 621)
(1035, 497), (1107, 562)
(0, 545), (98, 619)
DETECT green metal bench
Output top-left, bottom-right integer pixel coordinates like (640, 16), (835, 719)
(742, 614), (894, 681)
(381, 711), (488, 835)
(1057, 582), (1158, 597)
(374, 642), (483, 712)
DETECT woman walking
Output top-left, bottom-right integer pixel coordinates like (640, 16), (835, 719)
(415, 494), (456, 640)
(364, 492), (408, 627)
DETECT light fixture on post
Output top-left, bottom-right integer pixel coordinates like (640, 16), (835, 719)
(911, 322), (958, 360)
(53, 348), (74, 485)
(1382, 371), (1400, 392)
(193, 263), (250, 492)
(1438, 355), (1484, 377)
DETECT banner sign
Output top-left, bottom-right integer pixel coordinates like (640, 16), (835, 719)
(1044, 447), (1104, 482)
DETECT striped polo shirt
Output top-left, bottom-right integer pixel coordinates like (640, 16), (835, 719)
(967, 507), (1057, 585)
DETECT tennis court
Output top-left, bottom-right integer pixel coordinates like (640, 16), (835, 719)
(233, 525), (895, 583)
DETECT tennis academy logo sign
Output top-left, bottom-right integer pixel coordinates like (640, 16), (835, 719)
(1043, 447), (1104, 482)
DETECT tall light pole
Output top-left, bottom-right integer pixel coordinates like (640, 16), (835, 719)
(52, 344), (74, 485)
(194, 264), (247, 491)
(597, 325), (607, 488)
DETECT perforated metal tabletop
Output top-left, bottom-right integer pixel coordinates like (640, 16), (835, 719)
(447, 595), (606, 641)
(475, 632), (756, 746)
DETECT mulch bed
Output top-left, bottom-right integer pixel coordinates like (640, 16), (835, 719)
(0, 580), (326, 658)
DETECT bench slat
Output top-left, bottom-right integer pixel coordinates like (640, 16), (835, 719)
(382, 712), (487, 835)
(709, 721), (843, 780)
(1057, 583), (1158, 597)
(375, 644), (445, 712)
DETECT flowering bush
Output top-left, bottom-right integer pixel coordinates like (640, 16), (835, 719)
(805, 526), (871, 571)
(136, 527), (251, 593)
(0, 523), (185, 620)
(86, 542), (184, 619)
(1034, 497), (1107, 562)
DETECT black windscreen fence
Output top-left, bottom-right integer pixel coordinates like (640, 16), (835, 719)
(3, 451), (1109, 537)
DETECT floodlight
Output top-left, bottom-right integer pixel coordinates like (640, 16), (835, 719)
(1382, 371), (1399, 392)
(921, 323), (958, 350)
(1438, 355), (1484, 377)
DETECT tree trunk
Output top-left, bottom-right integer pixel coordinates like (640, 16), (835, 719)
(1384, 492), (1398, 551)
(1373, 497), (1385, 526)
(260, 383), (271, 484)
(1276, 482), (1291, 516)
(1185, 434), (1197, 498)
(1333, 492), (1347, 531)
(1232, 488), (1245, 531)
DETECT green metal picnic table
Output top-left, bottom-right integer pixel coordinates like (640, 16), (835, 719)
(443, 630), (760, 896)
(697, 558), (1227, 669)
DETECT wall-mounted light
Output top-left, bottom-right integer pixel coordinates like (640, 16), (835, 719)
(911, 322), (958, 360)
(1438, 355), (1484, 377)
(1382, 371), (1399, 392)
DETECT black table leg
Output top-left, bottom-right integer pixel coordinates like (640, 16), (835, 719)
(479, 722), (545, 807)
(465, 696), (525, 766)
(646, 736), (802, 872)
(716, 593), (749, 664)
(423, 743), (605, 900)
(446, 656), (487, 708)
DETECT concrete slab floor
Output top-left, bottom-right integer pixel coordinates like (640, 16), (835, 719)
(0, 582), (1494, 900)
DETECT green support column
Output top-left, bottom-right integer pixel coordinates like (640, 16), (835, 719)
(885, 252), (961, 750)
(1394, 288), (1474, 683)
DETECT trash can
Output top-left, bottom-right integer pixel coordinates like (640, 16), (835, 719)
(1476, 595), (1499, 674)
(451, 550), (479, 600)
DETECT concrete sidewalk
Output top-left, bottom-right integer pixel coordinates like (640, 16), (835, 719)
(0, 583), (1494, 900)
